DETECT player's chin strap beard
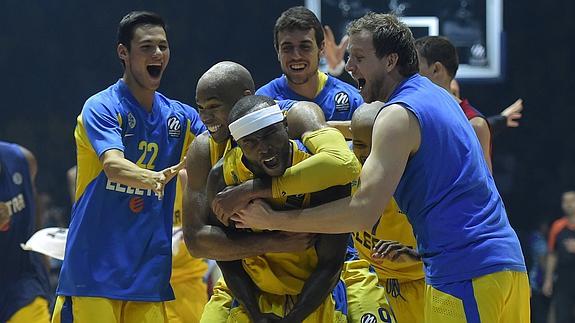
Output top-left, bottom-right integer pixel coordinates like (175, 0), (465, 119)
(228, 104), (284, 141)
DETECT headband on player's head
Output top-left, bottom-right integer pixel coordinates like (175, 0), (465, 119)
(229, 104), (284, 140)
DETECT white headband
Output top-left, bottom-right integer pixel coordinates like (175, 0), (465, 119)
(229, 104), (284, 140)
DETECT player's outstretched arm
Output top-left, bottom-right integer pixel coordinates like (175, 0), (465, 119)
(233, 105), (419, 233)
(100, 149), (184, 199)
(183, 135), (314, 261)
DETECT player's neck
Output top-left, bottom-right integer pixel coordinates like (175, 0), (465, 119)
(567, 213), (575, 224)
(379, 71), (406, 102)
(122, 74), (155, 112)
(287, 71), (320, 100)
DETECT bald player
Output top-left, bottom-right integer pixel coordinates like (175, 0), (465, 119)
(351, 102), (425, 323)
(183, 61), (359, 262)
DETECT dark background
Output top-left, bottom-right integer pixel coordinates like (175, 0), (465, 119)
(0, 0), (573, 231)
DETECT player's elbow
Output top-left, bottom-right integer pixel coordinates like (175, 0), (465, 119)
(183, 229), (207, 259)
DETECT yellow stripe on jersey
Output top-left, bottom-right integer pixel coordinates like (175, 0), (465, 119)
(316, 70), (328, 97)
(74, 113), (108, 202)
(352, 183), (425, 283)
(222, 141), (318, 295)
(173, 119), (194, 227)
(209, 137), (233, 166)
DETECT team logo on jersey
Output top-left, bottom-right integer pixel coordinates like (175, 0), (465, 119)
(12, 172), (23, 185)
(128, 112), (136, 129)
(167, 116), (182, 138)
(334, 91), (350, 112)
(129, 196), (144, 213)
(360, 313), (377, 323)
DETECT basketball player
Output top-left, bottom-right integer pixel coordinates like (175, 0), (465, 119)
(256, 6), (364, 138)
(52, 11), (205, 323)
(350, 102), (425, 322)
(1, 142), (51, 323)
(234, 13), (530, 323)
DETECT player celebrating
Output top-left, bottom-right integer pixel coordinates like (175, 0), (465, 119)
(52, 11), (205, 323)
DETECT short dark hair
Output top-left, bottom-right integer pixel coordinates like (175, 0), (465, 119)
(274, 6), (324, 50)
(229, 95), (277, 124)
(347, 12), (419, 77)
(415, 36), (459, 78)
(117, 11), (166, 50)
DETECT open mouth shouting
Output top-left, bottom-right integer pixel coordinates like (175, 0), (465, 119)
(207, 124), (222, 133)
(262, 155), (280, 170)
(357, 78), (366, 92)
(147, 64), (162, 78)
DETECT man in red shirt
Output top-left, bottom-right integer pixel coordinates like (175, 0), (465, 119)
(543, 190), (575, 323)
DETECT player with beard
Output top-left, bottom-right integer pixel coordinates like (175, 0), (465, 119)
(234, 13), (529, 323)
(256, 6), (363, 138)
(52, 11), (205, 323)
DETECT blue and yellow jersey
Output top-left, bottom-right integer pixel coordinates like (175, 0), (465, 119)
(222, 141), (321, 295)
(256, 71), (364, 121)
(351, 182), (424, 283)
(57, 79), (205, 301)
(0, 142), (50, 322)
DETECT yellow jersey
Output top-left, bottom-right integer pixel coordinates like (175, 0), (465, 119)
(222, 141), (324, 296)
(352, 183), (424, 283)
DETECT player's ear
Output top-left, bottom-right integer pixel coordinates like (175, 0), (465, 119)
(117, 44), (128, 61)
(243, 89), (252, 97)
(385, 53), (399, 72)
(432, 62), (443, 76)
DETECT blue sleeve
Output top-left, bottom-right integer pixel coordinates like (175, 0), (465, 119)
(277, 99), (297, 111)
(181, 103), (206, 136)
(349, 93), (364, 116)
(82, 97), (124, 157)
(255, 83), (272, 96)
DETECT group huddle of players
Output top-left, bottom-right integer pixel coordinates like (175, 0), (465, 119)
(1, 5), (529, 323)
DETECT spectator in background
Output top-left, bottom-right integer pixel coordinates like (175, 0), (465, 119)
(450, 79), (524, 139)
(528, 220), (551, 323)
(543, 191), (575, 323)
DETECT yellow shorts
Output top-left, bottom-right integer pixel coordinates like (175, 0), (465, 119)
(199, 278), (234, 323)
(200, 278), (347, 323)
(380, 278), (425, 323)
(51, 296), (168, 323)
(424, 270), (530, 323)
(201, 260), (396, 323)
(165, 277), (207, 323)
(340, 260), (396, 322)
(7, 297), (50, 323)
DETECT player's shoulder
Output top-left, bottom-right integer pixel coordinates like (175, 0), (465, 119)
(159, 94), (203, 125)
(256, 75), (284, 96)
(83, 82), (120, 112)
(326, 75), (361, 95)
